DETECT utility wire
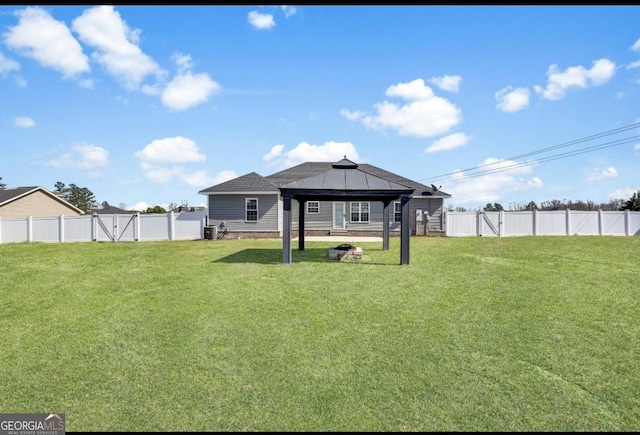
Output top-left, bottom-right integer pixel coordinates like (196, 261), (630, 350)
(428, 135), (640, 185)
(419, 121), (640, 183)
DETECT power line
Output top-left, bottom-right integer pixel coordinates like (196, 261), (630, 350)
(429, 135), (640, 185)
(419, 121), (640, 183)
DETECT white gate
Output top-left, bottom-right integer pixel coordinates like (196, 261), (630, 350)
(94, 214), (138, 242)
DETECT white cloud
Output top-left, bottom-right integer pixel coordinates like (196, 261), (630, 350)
(13, 76), (27, 87)
(634, 143), (640, 156)
(14, 116), (35, 128)
(429, 75), (462, 93)
(128, 201), (150, 212)
(248, 11), (276, 30)
(0, 51), (20, 75)
(445, 157), (541, 205)
(180, 169), (237, 187)
(78, 78), (94, 89)
(173, 52), (194, 73)
(135, 136), (215, 184)
(495, 86), (530, 113)
(135, 136), (206, 164)
(263, 144), (285, 162)
(349, 78), (461, 138)
(281, 6), (297, 17)
(161, 71), (221, 111)
(425, 132), (471, 153)
(138, 162), (183, 183)
(3, 7), (90, 78)
(47, 143), (109, 170)
(629, 39), (640, 70)
(265, 141), (359, 169)
(607, 187), (640, 200)
(339, 108), (366, 121)
(534, 58), (616, 101)
(587, 166), (618, 182)
(71, 6), (162, 90)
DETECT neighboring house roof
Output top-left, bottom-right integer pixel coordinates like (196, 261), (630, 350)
(199, 160), (451, 198)
(0, 186), (85, 214)
(89, 205), (135, 214)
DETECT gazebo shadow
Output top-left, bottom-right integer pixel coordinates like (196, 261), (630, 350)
(212, 246), (399, 265)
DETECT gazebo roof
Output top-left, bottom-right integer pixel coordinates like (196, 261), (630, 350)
(279, 157), (414, 199)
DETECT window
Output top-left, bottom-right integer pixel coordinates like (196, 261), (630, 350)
(350, 202), (370, 222)
(307, 201), (320, 214)
(393, 201), (402, 222)
(245, 198), (258, 222)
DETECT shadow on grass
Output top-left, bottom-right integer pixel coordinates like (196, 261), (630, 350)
(213, 247), (401, 266)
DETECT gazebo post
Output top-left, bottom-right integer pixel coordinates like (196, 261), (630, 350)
(282, 195), (292, 264)
(400, 195), (410, 265)
(298, 199), (306, 251)
(382, 200), (390, 251)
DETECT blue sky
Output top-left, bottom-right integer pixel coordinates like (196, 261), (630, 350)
(1, 5), (639, 211)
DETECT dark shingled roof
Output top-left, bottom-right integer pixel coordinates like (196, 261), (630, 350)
(198, 172), (279, 194)
(281, 159), (413, 191)
(0, 186), (85, 213)
(199, 161), (451, 198)
(0, 186), (41, 206)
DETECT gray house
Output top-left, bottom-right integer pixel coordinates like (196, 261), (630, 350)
(198, 158), (451, 238)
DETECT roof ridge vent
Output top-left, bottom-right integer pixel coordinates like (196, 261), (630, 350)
(332, 156), (358, 169)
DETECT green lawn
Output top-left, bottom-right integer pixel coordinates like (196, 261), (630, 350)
(1, 236), (639, 431)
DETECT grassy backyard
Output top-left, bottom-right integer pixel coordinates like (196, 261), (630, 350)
(0, 236), (639, 431)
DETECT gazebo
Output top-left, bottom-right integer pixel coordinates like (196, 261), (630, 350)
(279, 157), (415, 265)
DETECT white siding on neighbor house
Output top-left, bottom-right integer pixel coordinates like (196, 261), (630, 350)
(0, 190), (82, 218)
(207, 194), (280, 231)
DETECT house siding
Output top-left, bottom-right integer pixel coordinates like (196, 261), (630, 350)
(207, 194), (279, 231)
(0, 190), (82, 218)
(288, 198), (445, 232)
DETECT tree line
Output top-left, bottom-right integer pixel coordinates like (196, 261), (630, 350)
(447, 191), (640, 212)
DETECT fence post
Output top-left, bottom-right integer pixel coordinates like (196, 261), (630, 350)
(27, 216), (33, 242)
(169, 211), (175, 241)
(566, 209), (571, 236)
(477, 211), (482, 237)
(598, 209), (603, 236)
(625, 210), (630, 236)
(59, 215), (65, 243)
(444, 211), (449, 236)
(532, 209), (537, 236)
(499, 210), (505, 237)
(92, 213), (97, 241)
(135, 212), (140, 241)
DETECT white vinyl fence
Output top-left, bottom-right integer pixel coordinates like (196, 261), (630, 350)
(445, 209), (640, 237)
(0, 211), (207, 244)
